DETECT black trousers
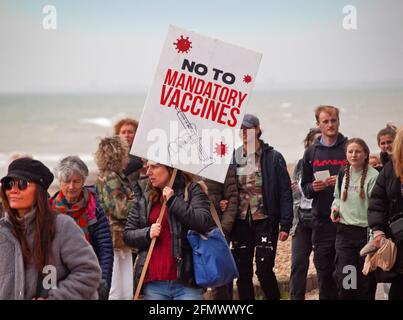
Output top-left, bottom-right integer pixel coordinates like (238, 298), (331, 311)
(290, 224), (313, 300)
(389, 274), (403, 300)
(334, 223), (376, 300)
(312, 218), (339, 300)
(231, 218), (280, 300)
(211, 282), (233, 300)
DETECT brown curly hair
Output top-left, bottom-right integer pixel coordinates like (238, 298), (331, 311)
(95, 136), (129, 175)
(114, 118), (139, 135)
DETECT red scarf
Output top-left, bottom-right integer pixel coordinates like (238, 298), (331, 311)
(51, 189), (97, 242)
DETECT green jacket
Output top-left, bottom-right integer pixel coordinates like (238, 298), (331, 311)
(96, 171), (135, 248)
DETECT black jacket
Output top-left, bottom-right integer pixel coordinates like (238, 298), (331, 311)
(201, 164), (238, 238)
(368, 161), (403, 234)
(301, 133), (348, 220)
(124, 154), (143, 183)
(380, 151), (391, 166)
(233, 141), (293, 233)
(368, 161), (403, 273)
(88, 186), (114, 287)
(123, 172), (215, 288)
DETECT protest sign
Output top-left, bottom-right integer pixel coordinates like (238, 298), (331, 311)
(132, 25), (262, 182)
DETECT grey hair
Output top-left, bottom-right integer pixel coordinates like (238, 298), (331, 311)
(54, 156), (89, 182)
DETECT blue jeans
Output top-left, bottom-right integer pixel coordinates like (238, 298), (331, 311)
(143, 281), (204, 300)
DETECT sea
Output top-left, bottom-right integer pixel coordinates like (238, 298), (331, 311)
(0, 88), (402, 177)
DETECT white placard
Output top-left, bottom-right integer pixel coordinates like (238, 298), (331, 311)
(131, 25), (262, 183)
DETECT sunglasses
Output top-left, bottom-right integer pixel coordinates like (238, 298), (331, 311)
(3, 178), (31, 191)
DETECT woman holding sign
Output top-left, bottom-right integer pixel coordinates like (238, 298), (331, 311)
(124, 162), (214, 300)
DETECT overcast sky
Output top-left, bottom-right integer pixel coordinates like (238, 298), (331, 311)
(0, 0), (402, 93)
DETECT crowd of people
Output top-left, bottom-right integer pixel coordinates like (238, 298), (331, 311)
(0, 107), (402, 300)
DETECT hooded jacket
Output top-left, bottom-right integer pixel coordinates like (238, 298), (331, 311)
(301, 133), (348, 220)
(123, 171), (215, 288)
(233, 140), (293, 232)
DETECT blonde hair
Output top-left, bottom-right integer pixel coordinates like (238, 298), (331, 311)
(392, 127), (403, 180)
(95, 136), (129, 175)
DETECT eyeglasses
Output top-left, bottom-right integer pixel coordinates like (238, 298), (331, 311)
(2, 178), (31, 191)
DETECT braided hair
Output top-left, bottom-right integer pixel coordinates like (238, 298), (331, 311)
(342, 138), (370, 202)
(342, 163), (350, 201)
(359, 163), (368, 199)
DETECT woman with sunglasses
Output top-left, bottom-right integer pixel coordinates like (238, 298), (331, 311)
(124, 161), (215, 300)
(0, 158), (101, 300)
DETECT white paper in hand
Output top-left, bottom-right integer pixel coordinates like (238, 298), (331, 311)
(314, 170), (330, 182)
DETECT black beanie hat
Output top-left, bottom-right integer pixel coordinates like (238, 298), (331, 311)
(0, 158), (54, 191)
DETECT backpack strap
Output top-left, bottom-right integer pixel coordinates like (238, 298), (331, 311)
(306, 144), (317, 165)
(184, 181), (224, 234)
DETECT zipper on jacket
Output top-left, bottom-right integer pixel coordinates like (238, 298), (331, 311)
(176, 257), (182, 279)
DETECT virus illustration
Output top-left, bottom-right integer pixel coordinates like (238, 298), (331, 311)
(173, 35), (192, 53)
(213, 141), (228, 158)
(243, 74), (253, 84)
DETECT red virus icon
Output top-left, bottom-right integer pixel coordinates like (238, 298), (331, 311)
(243, 74), (253, 84)
(214, 142), (229, 158)
(173, 35), (192, 53)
